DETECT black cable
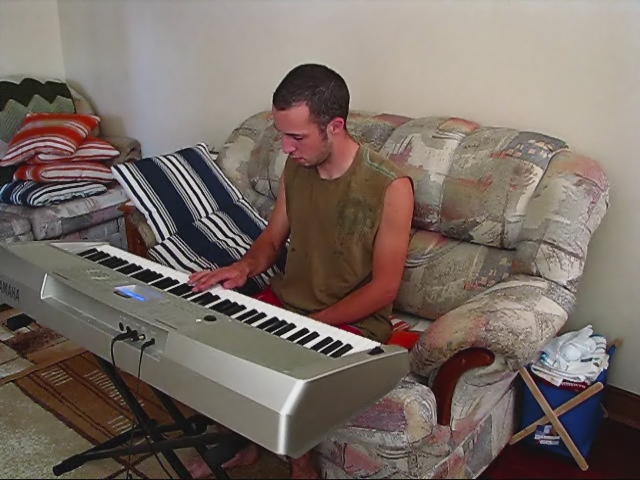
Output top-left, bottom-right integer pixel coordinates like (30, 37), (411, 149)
(122, 338), (174, 480)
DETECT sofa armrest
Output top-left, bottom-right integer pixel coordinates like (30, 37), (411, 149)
(119, 202), (157, 257)
(411, 275), (576, 379)
(103, 136), (142, 165)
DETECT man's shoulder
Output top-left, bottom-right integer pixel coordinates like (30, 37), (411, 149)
(359, 144), (408, 181)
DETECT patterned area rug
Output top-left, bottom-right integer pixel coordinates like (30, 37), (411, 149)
(1, 305), (289, 479)
(0, 305), (84, 383)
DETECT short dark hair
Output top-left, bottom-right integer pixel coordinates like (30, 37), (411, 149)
(272, 64), (350, 130)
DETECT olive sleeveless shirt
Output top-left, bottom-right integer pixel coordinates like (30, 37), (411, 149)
(269, 144), (409, 344)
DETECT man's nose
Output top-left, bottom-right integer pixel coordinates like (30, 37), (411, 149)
(281, 137), (296, 154)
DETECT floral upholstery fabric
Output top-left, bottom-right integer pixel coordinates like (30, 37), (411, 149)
(135, 109), (608, 479)
(0, 211), (32, 241)
(0, 185), (128, 240)
(316, 376), (516, 479)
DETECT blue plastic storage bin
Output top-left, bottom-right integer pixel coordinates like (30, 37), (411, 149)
(519, 345), (616, 460)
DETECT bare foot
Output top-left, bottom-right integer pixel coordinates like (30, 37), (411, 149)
(185, 444), (260, 478)
(290, 452), (321, 479)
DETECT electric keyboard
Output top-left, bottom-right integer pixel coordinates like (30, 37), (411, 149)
(0, 240), (409, 458)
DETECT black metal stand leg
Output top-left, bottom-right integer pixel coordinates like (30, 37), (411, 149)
(95, 355), (193, 479)
(52, 353), (250, 480)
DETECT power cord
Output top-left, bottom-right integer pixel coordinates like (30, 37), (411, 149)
(118, 337), (174, 480)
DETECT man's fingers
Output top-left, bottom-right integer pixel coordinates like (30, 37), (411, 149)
(222, 275), (247, 290)
(188, 270), (211, 283)
(190, 269), (230, 291)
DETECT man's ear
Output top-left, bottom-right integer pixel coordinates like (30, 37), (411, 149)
(327, 117), (345, 136)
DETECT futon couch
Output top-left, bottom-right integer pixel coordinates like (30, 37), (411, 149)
(120, 110), (609, 478)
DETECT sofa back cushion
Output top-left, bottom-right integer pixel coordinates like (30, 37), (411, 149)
(216, 111), (609, 316)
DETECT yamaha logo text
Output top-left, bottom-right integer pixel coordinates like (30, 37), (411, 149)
(0, 279), (19, 302)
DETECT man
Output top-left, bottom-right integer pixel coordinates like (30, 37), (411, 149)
(188, 64), (414, 479)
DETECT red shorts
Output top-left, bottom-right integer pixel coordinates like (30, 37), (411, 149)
(253, 286), (364, 337)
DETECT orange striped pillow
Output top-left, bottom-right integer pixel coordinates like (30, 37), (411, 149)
(30, 136), (120, 163)
(0, 113), (100, 166)
(14, 162), (114, 184)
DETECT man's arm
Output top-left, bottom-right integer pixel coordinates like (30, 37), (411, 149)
(311, 177), (414, 326)
(236, 176), (290, 277)
(189, 176), (290, 291)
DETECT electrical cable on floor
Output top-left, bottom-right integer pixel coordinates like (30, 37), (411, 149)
(110, 334), (174, 479)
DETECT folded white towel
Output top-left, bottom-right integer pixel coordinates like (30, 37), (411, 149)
(533, 326), (609, 386)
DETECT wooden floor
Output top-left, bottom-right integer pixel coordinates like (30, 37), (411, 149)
(483, 419), (638, 479)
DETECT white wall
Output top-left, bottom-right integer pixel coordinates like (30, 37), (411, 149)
(0, 0), (65, 79)
(57, 0), (640, 394)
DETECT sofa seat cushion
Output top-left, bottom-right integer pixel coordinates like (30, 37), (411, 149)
(0, 184), (127, 240)
(0, 211), (31, 240)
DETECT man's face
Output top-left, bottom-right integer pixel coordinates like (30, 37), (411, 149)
(272, 103), (331, 167)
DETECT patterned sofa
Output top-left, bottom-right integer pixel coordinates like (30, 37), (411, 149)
(0, 76), (141, 247)
(123, 111), (609, 478)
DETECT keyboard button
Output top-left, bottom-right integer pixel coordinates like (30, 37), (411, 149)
(78, 248), (99, 258)
(287, 328), (310, 342)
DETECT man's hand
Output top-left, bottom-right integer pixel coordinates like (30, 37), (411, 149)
(188, 262), (250, 292)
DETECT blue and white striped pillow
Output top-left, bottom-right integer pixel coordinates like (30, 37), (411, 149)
(0, 179), (106, 207)
(112, 143), (286, 294)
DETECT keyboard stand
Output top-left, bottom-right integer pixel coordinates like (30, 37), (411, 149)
(52, 354), (250, 480)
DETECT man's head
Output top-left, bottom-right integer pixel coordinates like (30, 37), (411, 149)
(272, 64), (350, 167)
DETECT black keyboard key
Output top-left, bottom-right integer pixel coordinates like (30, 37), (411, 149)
(86, 251), (110, 262)
(257, 317), (279, 330)
(118, 264), (143, 275)
(287, 328), (310, 342)
(224, 304), (246, 316)
(190, 292), (215, 306)
(151, 277), (179, 290)
(273, 323), (296, 336)
(141, 271), (163, 283)
(319, 340), (343, 355)
(104, 258), (128, 269)
(192, 292), (219, 306)
(78, 248), (99, 258)
(167, 283), (193, 296)
(209, 299), (231, 312)
(296, 332), (320, 346)
(131, 269), (154, 280)
(330, 344), (353, 358)
(244, 312), (267, 325)
(236, 309), (258, 321)
(265, 319), (288, 333)
(311, 337), (333, 352)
